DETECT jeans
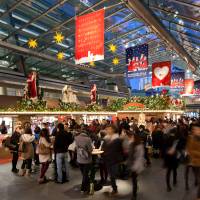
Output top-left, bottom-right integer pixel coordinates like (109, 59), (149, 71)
(79, 163), (91, 192)
(12, 152), (19, 170)
(56, 152), (69, 183)
(107, 164), (119, 192)
(21, 159), (32, 170)
(100, 162), (108, 182)
(132, 172), (138, 199)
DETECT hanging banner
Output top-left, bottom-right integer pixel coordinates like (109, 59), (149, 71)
(126, 44), (148, 78)
(170, 72), (184, 94)
(184, 79), (194, 95)
(75, 9), (104, 64)
(152, 61), (171, 87)
(171, 72), (184, 89)
(193, 80), (200, 96)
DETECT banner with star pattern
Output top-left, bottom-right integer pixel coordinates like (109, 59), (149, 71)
(75, 9), (104, 64)
(126, 44), (148, 78)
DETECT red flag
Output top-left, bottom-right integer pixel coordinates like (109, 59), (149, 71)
(152, 61), (171, 87)
(75, 9), (104, 64)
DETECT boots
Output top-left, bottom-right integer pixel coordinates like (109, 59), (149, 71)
(18, 169), (26, 176)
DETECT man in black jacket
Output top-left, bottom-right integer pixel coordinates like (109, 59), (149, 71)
(54, 123), (73, 183)
(102, 125), (124, 195)
(10, 125), (22, 173)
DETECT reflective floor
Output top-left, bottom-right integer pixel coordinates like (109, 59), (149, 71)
(0, 159), (197, 200)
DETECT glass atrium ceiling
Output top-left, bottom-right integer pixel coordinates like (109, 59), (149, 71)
(0, 0), (199, 87)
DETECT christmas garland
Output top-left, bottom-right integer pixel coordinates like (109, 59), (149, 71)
(0, 95), (184, 112)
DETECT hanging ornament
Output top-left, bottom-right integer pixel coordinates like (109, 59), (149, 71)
(28, 39), (38, 48)
(57, 52), (65, 60)
(54, 32), (64, 43)
(109, 44), (117, 53)
(112, 57), (119, 65)
(89, 61), (95, 67)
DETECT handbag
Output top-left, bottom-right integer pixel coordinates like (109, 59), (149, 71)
(38, 143), (50, 155)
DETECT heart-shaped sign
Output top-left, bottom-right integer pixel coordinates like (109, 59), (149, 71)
(154, 66), (169, 81)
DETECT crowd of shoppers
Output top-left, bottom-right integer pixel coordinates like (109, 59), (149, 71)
(3, 116), (200, 200)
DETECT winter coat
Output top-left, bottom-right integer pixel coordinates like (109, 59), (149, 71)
(152, 130), (163, 150)
(20, 134), (35, 160)
(127, 143), (145, 174)
(10, 131), (21, 152)
(162, 128), (181, 168)
(102, 134), (124, 166)
(187, 135), (200, 167)
(54, 131), (73, 153)
(38, 137), (52, 163)
(75, 132), (93, 164)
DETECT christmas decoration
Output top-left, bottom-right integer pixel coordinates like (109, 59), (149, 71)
(152, 61), (171, 87)
(54, 32), (64, 43)
(89, 61), (95, 67)
(90, 84), (97, 104)
(112, 57), (119, 65)
(0, 95), (184, 112)
(75, 9), (105, 64)
(28, 39), (38, 48)
(126, 44), (148, 77)
(109, 44), (117, 53)
(57, 52), (65, 60)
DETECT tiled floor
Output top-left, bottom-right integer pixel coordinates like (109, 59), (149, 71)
(0, 159), (197, 200)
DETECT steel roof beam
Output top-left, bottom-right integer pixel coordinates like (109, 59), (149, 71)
(158, 16), (200, 33)
(168, 0), (200, 9)
(0, 0), (26, 19)
(126, 0), (199, 73)
(3, 0), (69, 41)
(151, 6), (200, 23)
(169, 29), (200, 43)
(0, 40), (123, 78)
(1, 2), (127, 67)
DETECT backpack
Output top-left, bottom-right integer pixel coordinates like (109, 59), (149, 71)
(77, 146), (89, 160)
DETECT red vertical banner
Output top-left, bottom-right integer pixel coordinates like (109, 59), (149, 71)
(75, 9), (104, 64)
(152, 61), (171, 87)
(184, 79), (194, 95)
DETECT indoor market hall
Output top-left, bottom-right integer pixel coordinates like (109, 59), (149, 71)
(0, 0), (200, 200)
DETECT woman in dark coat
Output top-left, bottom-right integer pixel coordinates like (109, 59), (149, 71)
(10, 125), (22, 173)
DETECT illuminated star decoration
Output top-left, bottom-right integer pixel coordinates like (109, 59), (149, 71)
(112, 57), (119, 65)
(54, 32), (64, 43)
(109, 44), (117, 53)
(57, 52), (65, 60)
(28, 39), (38, 48)
(89, 61), (95, 67)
